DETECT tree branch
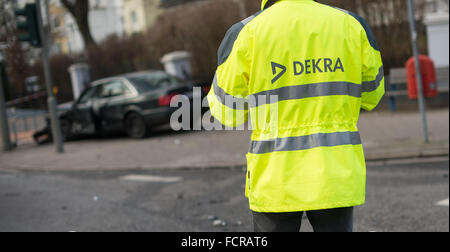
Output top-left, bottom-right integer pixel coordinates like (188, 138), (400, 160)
(60, 0), (76, 14)
(60, 0), (97, 48)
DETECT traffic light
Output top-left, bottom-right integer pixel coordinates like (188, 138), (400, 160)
(14, 4), (42, 47)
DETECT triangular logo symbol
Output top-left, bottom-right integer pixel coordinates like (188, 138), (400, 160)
(271, 62), (287, 84)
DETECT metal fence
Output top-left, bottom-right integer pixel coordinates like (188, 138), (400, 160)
(3, 91), (48, 146)
(7, 108), (48, 146)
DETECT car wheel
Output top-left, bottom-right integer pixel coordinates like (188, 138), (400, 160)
(124, 112), (149, 139)
(59, 118), (73, 142)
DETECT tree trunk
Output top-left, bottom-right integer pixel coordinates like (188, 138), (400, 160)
(60, 0), (97, 49)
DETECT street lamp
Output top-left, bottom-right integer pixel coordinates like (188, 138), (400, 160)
(12, 0), (64, 153)
(407, 0), (430, 144)
(35, 0), (64, 153)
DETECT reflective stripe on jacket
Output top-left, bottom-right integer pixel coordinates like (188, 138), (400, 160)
(207, 0), (385, 213)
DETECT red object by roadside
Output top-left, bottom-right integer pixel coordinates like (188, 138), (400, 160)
(158, 93), (178, 106)
(406, 55), (438, 99)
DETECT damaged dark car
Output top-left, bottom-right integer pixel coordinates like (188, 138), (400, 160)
(33, 71), (208, 144)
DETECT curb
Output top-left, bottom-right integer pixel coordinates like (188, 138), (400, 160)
(1, 149), (448, 173)
(364, 143), (449, 162)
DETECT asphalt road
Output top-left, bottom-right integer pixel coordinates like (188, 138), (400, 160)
(0, 158), (448, 232)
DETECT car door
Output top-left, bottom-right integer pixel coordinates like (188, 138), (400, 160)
(95, 79), (135, 130)
(72, 85), (101, 135)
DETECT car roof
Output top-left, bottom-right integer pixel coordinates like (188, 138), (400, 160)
(120, 70), (167, 78)
(90, 70), (167, 86)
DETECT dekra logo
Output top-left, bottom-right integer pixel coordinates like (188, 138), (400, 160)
(271, 58), (345, 84)
(271, 62), (287, 84)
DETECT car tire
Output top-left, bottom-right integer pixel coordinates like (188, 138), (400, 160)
(124, 112), (149, 139)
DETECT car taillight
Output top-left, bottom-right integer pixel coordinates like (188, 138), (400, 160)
(203, 85), (211, 94)
(158, 93), (178, 106)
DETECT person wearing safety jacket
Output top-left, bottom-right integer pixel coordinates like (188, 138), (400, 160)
(207, 0), (385, 232)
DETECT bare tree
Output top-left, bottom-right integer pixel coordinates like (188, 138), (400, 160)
(60, 0), (97, 48)
(0, 0), (31, 98)
(321, 0), (428, 72)
(0, 0), (16, 43)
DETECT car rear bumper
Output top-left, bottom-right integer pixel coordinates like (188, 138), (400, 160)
(142, 107), (177, 127)
(142, 93), (208, 128)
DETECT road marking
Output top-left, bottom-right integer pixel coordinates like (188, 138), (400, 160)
(436, 198), (449, 207)
(120, 175), (182, 183)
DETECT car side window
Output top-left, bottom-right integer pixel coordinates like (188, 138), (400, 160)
(100, 81), (131, 98)
(77, 86), (100, 104)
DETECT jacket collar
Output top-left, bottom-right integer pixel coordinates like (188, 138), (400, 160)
(261, 0), (315, 10)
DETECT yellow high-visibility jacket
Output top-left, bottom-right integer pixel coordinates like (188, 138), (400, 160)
(207, 0), (385, 213)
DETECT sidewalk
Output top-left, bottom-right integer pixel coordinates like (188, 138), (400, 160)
(359, 108), (449, 160)
(0, 108), (448, 172)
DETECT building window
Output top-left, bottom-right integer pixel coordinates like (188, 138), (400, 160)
(130, 11), (140, 32)
(52, 16), (60, 29)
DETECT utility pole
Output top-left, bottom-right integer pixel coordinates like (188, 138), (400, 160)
(0, 57), (13, 151)
(13, 1), (63, 153)
(407, 0), (430, 144)
(35, 0), (64, 153)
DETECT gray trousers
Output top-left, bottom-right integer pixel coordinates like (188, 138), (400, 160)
(253, 207), (354, 232)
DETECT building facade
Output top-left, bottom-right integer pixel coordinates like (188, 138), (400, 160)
(49, 0), (125, 54)
(48, 0), (69, 54)
(12, 0), (202, 53)
(122, 0), (161, 35)
(424, 0), (449, 67)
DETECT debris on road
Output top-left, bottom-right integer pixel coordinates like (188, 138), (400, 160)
(212, 219), (227, 227)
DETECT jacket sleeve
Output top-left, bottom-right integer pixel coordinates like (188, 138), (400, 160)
(207, 24), (252, 128)
(360, 19), (385, 111)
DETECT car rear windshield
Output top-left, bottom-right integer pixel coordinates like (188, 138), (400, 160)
(127, 73), (181, 93)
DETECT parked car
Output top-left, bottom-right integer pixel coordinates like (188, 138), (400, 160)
(33, 71), (209, 143)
